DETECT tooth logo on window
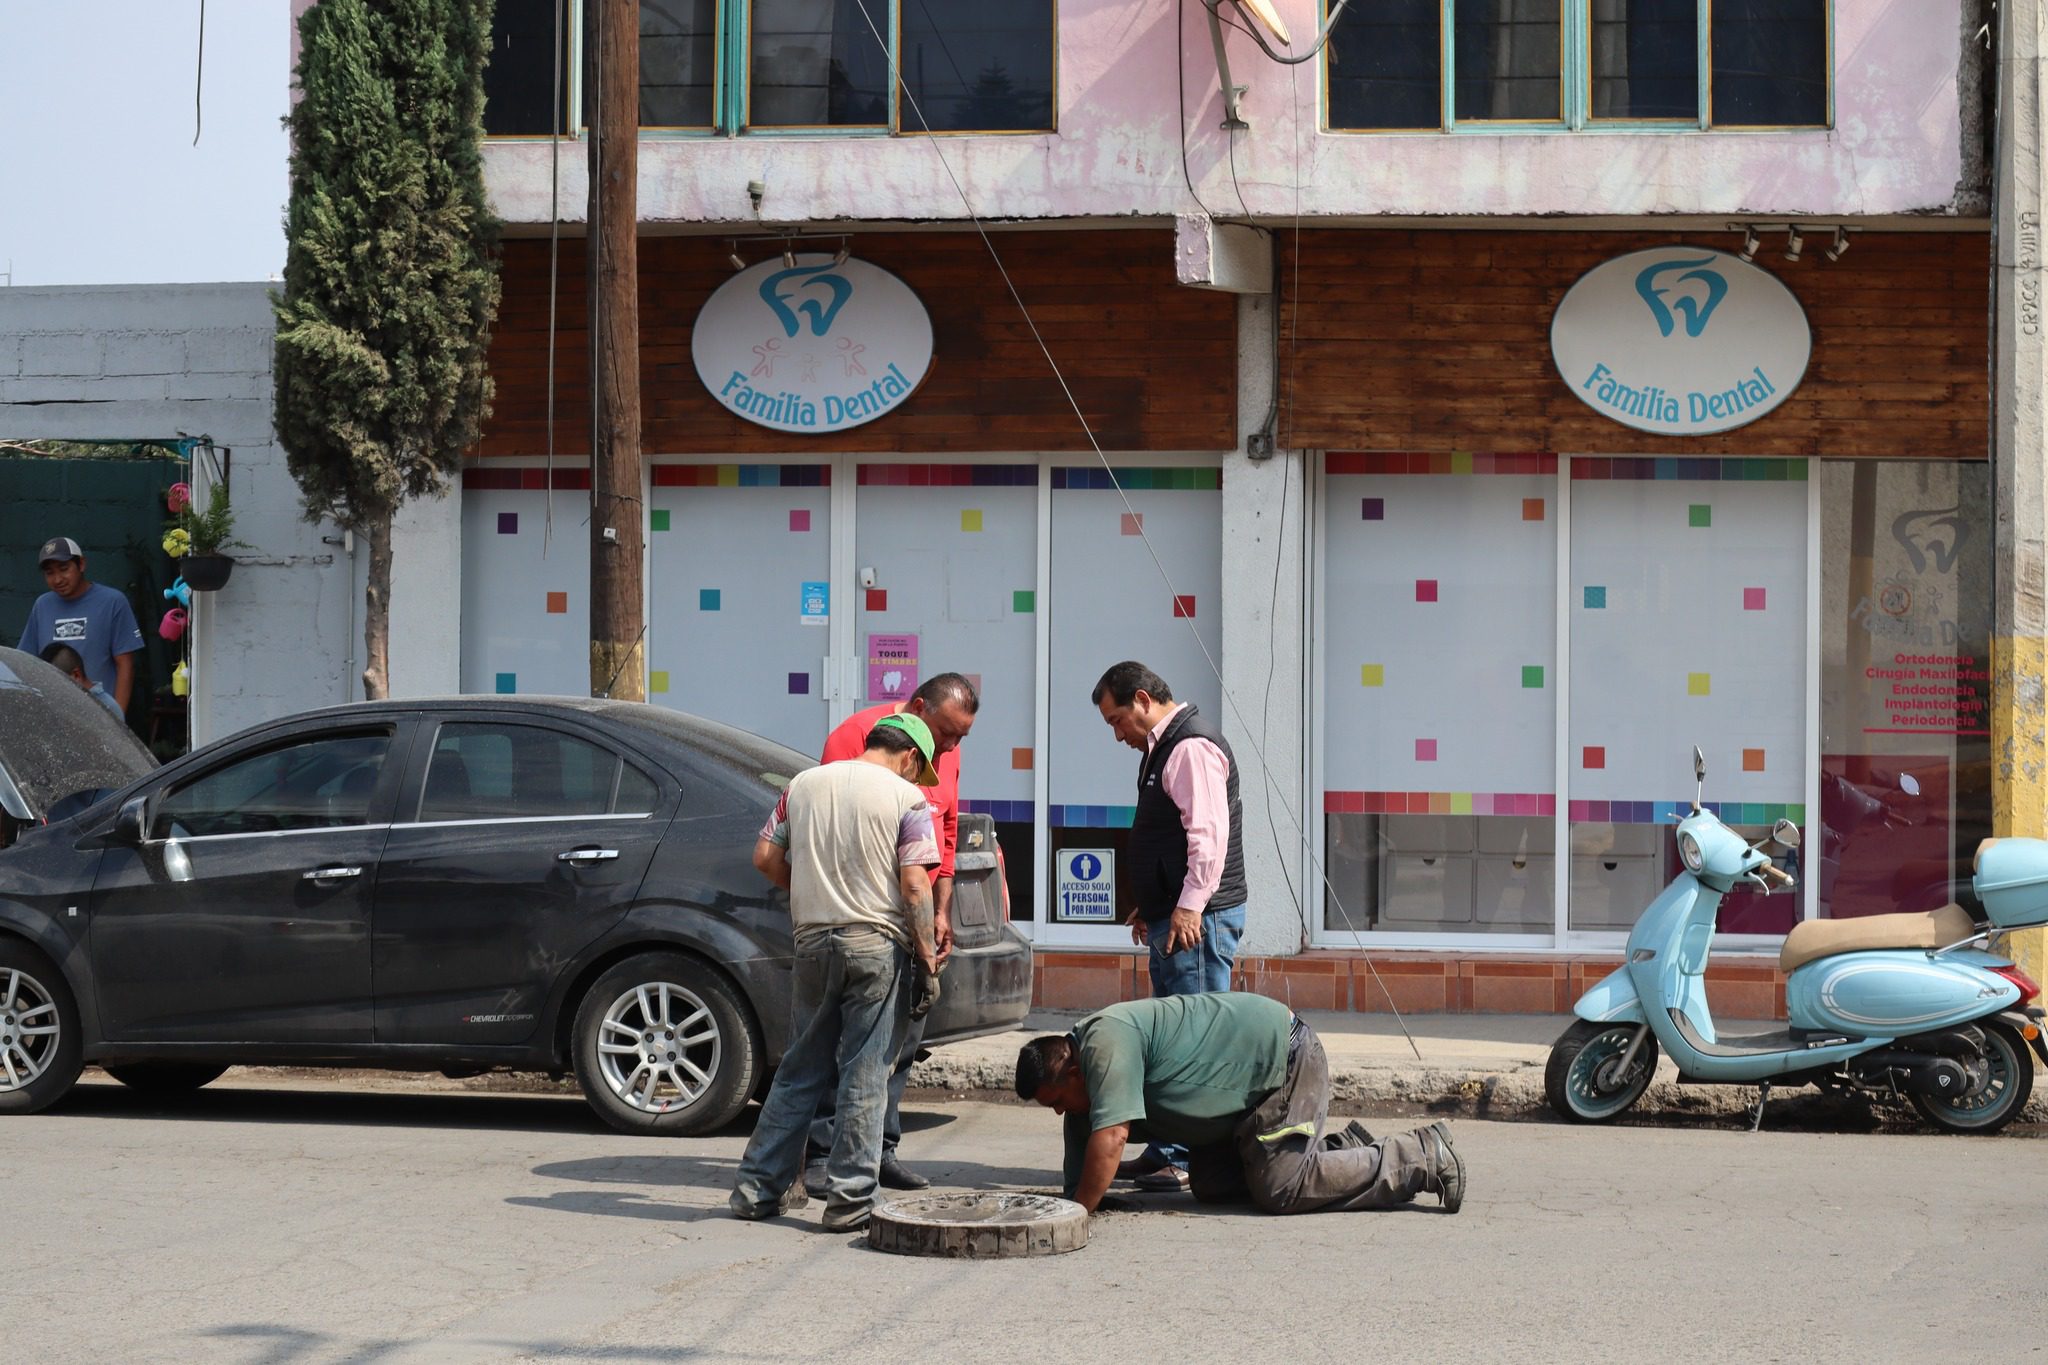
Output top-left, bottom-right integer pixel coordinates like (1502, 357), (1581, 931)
(1634, 257), (1728, 338)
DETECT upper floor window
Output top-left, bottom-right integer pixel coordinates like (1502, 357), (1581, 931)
(1325, 0), (1829, 132)
(482, 0), (1054, 138)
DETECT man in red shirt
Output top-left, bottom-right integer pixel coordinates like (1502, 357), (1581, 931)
(803, 671), (979, 1193)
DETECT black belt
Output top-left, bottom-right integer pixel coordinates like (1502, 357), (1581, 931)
(1286, 1014), (1310, 1067)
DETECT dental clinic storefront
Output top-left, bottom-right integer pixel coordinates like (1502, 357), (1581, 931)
(458, 224), (1993, 1013)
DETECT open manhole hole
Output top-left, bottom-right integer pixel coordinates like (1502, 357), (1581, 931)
(866, 1193), (1089, 1258)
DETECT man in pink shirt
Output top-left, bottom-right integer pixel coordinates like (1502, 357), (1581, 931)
(1092, 660), (1248, 1191)
(803, 672), (979, 1194)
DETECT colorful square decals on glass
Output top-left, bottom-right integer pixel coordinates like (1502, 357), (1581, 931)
(650, 671), (670, 694)
(1583, 746), (1606, 770)
(545, 591), (568, 615)
(494, 672), (516, 694)
(650, 509), (671, 532)
(789, 509), (811, 532)
(1011, 747), (1033, 770)
(1012, 590), (1035, 613)
(788, 672), (809, 695)
(1521, 665), (1544, 689)
(1688, 504), (1712, 528)
(1415, 739), (1437, 762)
(1360, 664), (1384, 687)
(1743, 748), (1766, 772)
(699, 588), (721, 611)
(496, 512), (518, 535)
(961, 509), (984, 533)
(1584, 585), (1606, 609)
(1522, 498), (1545, 522)
(866, 588), (887, 612)
(1173, 595), (1196, 618)
(1415, 579), (1438, 603)
(1361, 497), (1384, 521)
(1120, 512), (1143, 536)
(1743, 587), (1766, 611)
(1687, 672), (1711, 696)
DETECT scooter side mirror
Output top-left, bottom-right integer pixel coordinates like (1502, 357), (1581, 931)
(1692, 746), (1706, 783)
(1900, 773), (1922, 797)
(1772, 818), (1801, 849)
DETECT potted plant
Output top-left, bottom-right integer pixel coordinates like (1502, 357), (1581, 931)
(163, 481), (244, 591)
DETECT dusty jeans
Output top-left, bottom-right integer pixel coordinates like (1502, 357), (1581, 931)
(1223, 1019), (1436, 1213)
(731, 926), (910, 1222)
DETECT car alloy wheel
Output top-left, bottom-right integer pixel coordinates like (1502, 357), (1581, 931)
(596, 981), (723, 1114)
(0, 966), (62, 1093)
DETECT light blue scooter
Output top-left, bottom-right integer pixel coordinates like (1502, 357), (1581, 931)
(1549, 747), (2048, 1133)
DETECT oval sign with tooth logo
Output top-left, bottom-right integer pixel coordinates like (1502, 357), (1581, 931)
(1550, 247), (1810, 437)
(694, 254), (934, 434)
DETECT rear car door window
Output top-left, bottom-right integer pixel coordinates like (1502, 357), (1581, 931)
(155, 731), (394, 838)
(418, 722), (653, 820)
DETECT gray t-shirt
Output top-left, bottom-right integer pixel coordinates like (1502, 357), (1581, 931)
(19, 583), (143, 696)
(759, 759), (939, 948)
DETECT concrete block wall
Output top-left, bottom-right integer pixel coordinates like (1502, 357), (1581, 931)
(0, 283), (356, 745)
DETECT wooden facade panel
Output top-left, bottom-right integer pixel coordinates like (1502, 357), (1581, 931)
(480, 231), (1236, 457)
(1278, 230), (1989, 458)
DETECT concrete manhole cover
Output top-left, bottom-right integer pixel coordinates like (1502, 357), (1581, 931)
(865, 1193), (1089, 1258)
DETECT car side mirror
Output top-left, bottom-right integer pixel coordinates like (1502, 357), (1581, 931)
(1771, 818), (1801, 849)
(112, 795), (148, 846)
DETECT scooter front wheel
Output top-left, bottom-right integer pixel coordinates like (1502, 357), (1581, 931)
(1909, 1022), (2033, 1135)
(1545, 1019), (1658, 1123)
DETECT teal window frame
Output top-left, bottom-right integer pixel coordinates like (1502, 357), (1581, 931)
(1322, 0), (1833, 134)
(482, 2), (1056, 140)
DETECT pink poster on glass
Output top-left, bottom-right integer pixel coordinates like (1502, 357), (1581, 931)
(867, 632), (919, 701)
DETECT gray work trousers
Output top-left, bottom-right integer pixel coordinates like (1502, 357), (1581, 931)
(1192, 1020), (1436, 1214)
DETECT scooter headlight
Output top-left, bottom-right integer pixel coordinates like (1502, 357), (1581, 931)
(1678, 830), (1704, 873)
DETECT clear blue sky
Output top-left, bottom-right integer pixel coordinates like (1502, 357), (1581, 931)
(0, 3), (288, 287)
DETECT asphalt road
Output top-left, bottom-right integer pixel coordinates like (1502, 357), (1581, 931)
(7, 1077), (2045, 1365)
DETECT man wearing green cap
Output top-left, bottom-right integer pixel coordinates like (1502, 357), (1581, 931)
(733, 713), (944, 1231)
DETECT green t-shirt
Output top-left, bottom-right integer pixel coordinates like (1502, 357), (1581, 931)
(1062, 993), (1293, 1193)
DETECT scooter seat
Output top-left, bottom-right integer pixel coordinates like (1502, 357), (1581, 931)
(1778, 903), (1979, 973)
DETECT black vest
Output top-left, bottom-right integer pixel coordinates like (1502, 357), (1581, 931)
(1126, 704), (1247, 922)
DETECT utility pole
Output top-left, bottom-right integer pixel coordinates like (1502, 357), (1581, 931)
(586, 0), (646, 701)
(1992, 0), (2047, 984)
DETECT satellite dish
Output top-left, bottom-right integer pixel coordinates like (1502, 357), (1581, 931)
(1238, 0), (1293, 46)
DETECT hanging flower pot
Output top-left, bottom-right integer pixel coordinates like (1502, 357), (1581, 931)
(182, 554), (234, 592)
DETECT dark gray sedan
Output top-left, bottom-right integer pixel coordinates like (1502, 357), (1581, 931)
(0, 650), (1032, 1134)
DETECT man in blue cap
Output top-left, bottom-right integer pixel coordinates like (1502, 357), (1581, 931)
(18, 536), (143, 715)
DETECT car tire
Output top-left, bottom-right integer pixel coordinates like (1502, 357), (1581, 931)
(571, 952), (760, 1136)
(0, 940), (84, 1115)
(102, 1062), (230, 1094)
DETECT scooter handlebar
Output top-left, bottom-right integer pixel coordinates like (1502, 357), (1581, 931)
(1758, 863), (1794, 887)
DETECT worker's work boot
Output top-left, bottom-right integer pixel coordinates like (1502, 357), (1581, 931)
(1419, 1122), (1465, 1214)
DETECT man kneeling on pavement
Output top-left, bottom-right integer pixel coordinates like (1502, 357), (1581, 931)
(1016, 991), (1465, 1215)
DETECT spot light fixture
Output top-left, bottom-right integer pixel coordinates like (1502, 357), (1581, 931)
(832, 241), (851, 268)
(782, 242), (798, 270)
(727, 244), (747, 272)
(1824, 228), (1852, 262)
(1783, 227), (1805, 263)
(1738, 227), (1761, 263)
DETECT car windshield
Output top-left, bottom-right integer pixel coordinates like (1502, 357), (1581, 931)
(0, 646), (157, 823)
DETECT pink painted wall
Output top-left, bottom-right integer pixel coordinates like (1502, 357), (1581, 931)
(482, 0), (1971, 226)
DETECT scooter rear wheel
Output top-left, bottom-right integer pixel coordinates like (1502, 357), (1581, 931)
(1909, 1022), (2033, 1135)
(1546, 1019), (1658, 1123)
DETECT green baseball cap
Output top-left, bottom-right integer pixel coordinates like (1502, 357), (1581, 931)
(873, 712), (940, 787)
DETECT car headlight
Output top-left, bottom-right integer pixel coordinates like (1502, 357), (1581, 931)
(1678, 831), (1703, 873)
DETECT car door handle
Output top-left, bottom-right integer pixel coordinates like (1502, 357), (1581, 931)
(302, 866), (363, 881)
(558, 849), (620, 863)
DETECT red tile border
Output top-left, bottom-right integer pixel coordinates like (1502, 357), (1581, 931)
(1022, 949), (1787, 1018)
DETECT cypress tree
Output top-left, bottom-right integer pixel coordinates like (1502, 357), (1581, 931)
(274, 0), (501, 700)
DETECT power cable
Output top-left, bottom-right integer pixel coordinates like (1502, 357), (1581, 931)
(192, 0), (205, 146)
(847, 0), (1419, 1057)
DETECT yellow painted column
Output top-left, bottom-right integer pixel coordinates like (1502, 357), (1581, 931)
(1992, 637), (2048, 984)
